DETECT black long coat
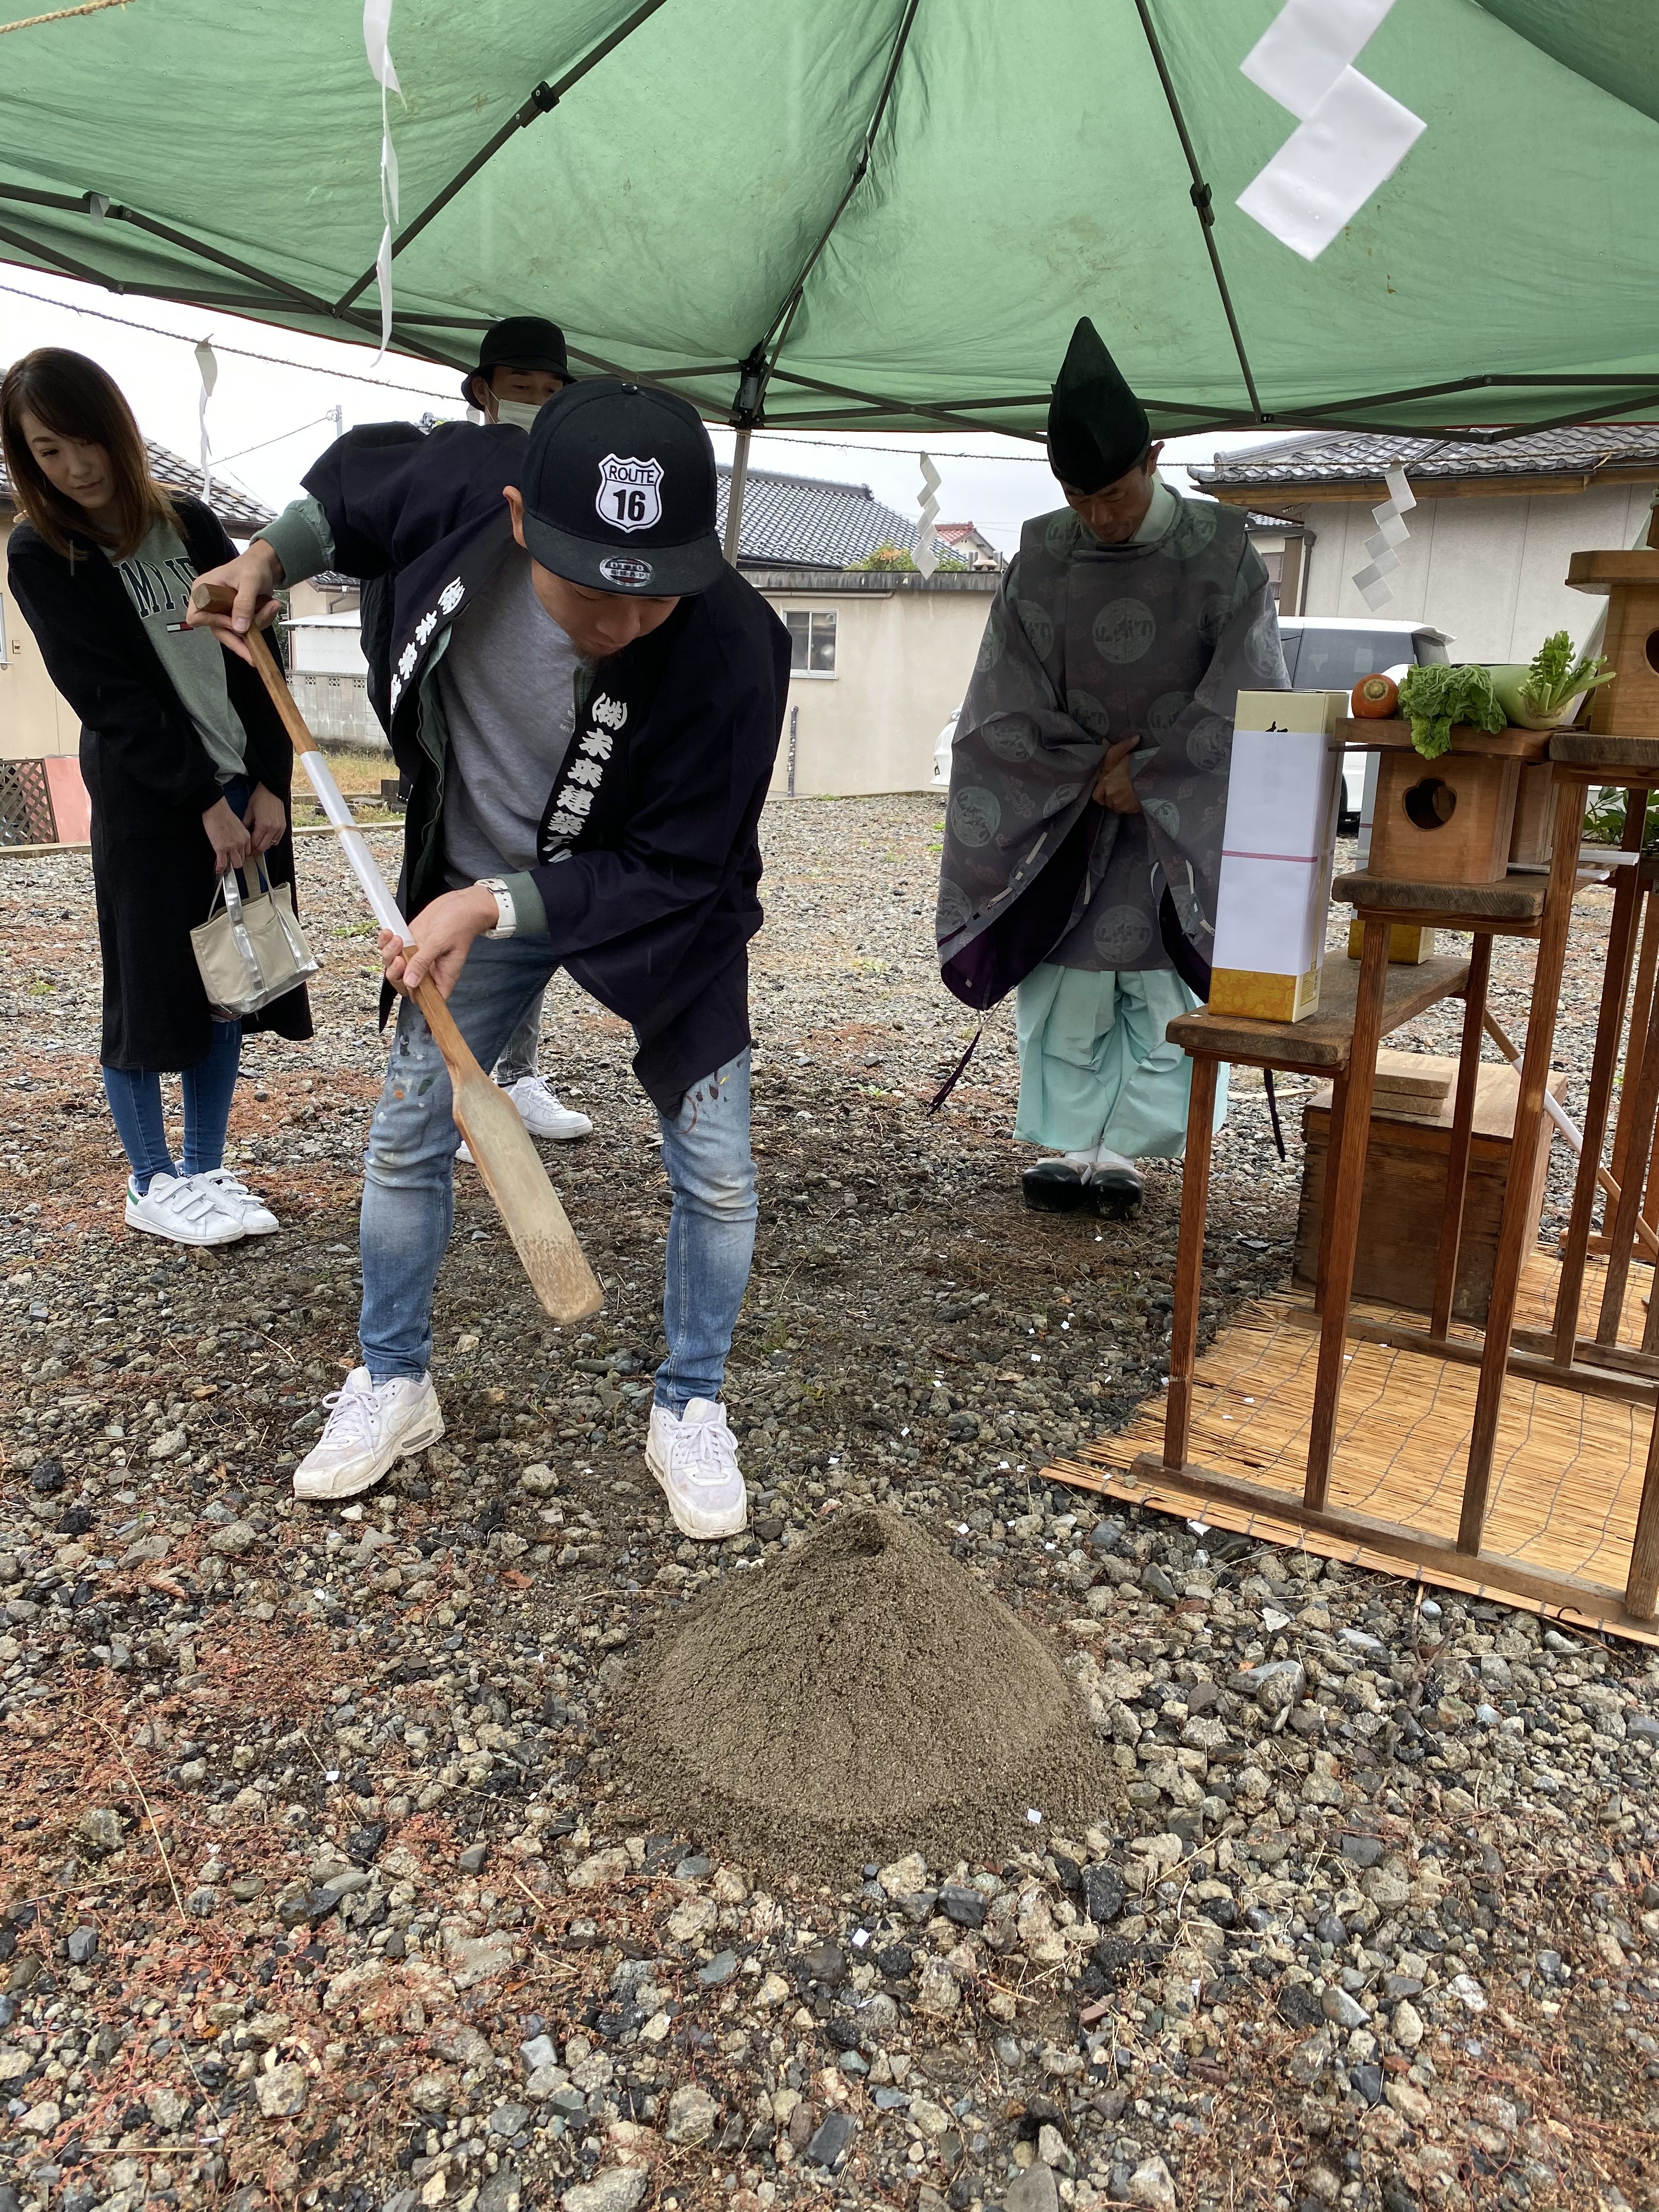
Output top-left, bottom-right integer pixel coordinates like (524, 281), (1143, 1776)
(7, 496), (313, 1070)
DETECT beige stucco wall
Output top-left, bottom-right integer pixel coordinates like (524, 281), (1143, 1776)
(758, 580), (992, 797)
(1298, 481), (1656, 661)
(0, 514), (81, 761)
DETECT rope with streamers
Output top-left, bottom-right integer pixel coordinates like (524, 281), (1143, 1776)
(1350, 461), (1415, 610)
(915, 451), (941, 578)
(193, 336), (217, 500)
(0, 0), (134, 33)
(1235, 0), (1425, 262)
(362, 0), (403, 364)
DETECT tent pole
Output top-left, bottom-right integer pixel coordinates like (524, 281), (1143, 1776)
(723, 346), (768, 567)
(723, 425), (753, 567)
(1130, 0), (1262, 421)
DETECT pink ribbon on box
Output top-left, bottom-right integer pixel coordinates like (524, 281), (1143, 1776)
(1222, 848), (1323, 864)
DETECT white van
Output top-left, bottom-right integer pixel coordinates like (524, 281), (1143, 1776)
(1278, 617), (1452, 828)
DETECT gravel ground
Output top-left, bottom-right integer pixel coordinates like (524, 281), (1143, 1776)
(3, 797), (1658, 2212)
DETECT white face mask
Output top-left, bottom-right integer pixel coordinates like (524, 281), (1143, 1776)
(494, 397), (546, 432)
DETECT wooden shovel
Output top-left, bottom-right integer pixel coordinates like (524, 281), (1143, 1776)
(191, 580), (603, 1325)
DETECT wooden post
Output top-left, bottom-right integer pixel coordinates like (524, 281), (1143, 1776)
(1596, 985), (1659, 1345)
(1163, 1055), (1220, 1471)
(1624, 1414), (1659, 1620)
(1551, 789), (1649, 1362)
(1430, 935), (1493, 1340)
(1313, 1070), (1347, 1316)
(1304, 914), (1392, 1509)
(1459, 775), (1588, 1554)
(1612, 882), (1659, 1192)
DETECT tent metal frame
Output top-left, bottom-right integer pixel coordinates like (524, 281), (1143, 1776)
(3, 0), (1657, 522)
(4, 166), (1655, 446)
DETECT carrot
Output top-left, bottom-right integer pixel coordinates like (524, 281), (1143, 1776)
(1351, 674), (1398, 718)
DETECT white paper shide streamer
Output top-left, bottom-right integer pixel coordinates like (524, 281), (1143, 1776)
(1351, 464), (1415, 611)
(194, 338), (217, 500)
(1236, 0), (1425, 260)
(915, 452), (941, 579)
(363, 0), (402, 362)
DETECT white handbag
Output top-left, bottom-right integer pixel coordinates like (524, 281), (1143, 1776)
(190, 856), (319, 1018)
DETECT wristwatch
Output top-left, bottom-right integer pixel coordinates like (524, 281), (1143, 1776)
(476, 877), (516, 939)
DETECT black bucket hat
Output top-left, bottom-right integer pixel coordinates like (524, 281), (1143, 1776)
(517, 379), (723, 597)
(461, 315), (572, 405)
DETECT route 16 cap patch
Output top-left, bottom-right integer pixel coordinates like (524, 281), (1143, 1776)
(596, 453), (664, 534)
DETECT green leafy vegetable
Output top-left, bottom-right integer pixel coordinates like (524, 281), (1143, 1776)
(1523, 630), (1615, 718)
(1396, 663), (1506, 759)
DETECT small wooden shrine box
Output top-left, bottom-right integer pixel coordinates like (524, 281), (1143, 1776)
(1341, 719), (1548, 886)
(1293, 1057), (1565, 1324)
(1568, 546), (1659, 740)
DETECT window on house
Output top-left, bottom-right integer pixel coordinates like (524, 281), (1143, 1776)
(785, 608), (837, 675)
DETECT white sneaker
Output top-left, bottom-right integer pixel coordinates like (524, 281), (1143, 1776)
(645, 1398), (747, 1541)
(292, 1367), (445, 1502)
(456, 1079), (592, 1163)
(505, 1077), (593, 1141)
(125, 1172), (245, 1248)
(189, 1168), (279, 1235)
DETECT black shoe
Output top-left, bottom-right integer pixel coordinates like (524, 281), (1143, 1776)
(1022, 1160), (1093, 1214)
(1091, 1167), (1143, 1221)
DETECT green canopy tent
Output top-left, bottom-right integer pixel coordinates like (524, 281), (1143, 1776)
(2, 0), (1657, 509)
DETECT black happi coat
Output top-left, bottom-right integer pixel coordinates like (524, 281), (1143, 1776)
(7, 495), (312, 1070)
(300, 426), (791, 1108)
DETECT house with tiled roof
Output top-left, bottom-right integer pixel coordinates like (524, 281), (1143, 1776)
(291, 460), (1002, 787)
(1190, 427), (1659, 660)
(712, 464), (1001, 795)
(932, 522), (1003, 571)
(1, 441), (273, 770)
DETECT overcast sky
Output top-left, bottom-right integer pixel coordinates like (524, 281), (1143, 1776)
(2, 267), (1291, 555)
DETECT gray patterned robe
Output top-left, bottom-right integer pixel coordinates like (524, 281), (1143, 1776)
(935, 493), (1287, 1006)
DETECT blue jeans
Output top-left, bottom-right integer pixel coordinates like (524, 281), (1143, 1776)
(103, 1017), (243, 1192)
(358, 935), (757, 1411)
(493, 985), (546, 1086)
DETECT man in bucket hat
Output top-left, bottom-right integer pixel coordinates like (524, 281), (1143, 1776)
(192, 381), (790, 1539)
(460, 313), (572, 430)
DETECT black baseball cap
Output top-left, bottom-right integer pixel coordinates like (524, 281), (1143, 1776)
(461, 315), (571, 404)
(517, 379), (724, 597)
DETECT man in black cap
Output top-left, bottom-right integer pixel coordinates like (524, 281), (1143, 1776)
(191, 382), (790, 1538)
(935, 317), (1286, 1220)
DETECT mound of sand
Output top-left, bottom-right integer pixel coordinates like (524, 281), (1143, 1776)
(617, 1507), (1119, 1879)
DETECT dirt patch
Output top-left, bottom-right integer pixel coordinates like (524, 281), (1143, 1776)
(618, 1504), (1119, 1880)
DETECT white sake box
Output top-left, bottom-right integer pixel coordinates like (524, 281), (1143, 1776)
(1209, 689), (1347, 1023)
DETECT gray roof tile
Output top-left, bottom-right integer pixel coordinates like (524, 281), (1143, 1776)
(0, 438), (273, 537)
(1193, 424), (1659, 490)
(717, 464), (926, 568)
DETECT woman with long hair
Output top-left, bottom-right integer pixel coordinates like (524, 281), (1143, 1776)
(2, 347), (311, 1244)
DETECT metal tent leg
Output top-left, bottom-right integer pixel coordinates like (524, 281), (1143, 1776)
(723, 422), (753, 566)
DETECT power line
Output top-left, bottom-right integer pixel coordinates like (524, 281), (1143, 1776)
(0, 279), (455, 398)
(213, 412), (338, 464)
(742, 430), (1049, 465)
(3, 273), (1057, 461)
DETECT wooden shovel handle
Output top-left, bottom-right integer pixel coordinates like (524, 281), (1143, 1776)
(196, 578), (519, 1083)
(189, 581), (320, 757)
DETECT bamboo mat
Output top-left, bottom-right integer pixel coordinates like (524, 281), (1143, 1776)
(1046, 1250), (1659, 1646)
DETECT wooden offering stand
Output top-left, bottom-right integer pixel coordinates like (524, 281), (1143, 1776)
(1147, 525), (1659, 1629)
(1356, 717), (1548, 885)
